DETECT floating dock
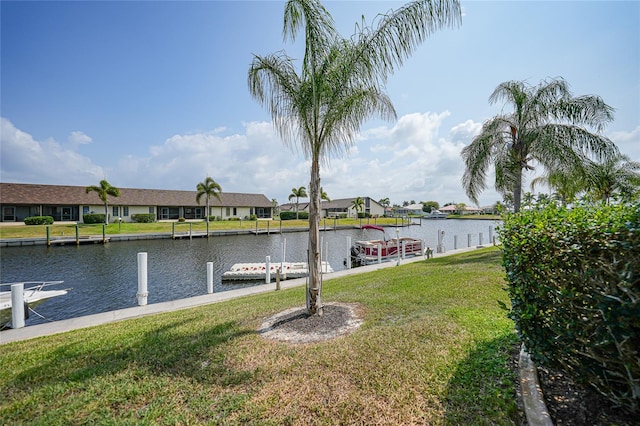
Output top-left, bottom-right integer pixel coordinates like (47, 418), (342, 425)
(222, 261), (333, 282)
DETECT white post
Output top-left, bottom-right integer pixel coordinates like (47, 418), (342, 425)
(265, 256), (271, 284)
(377, 243), (382, 264)
(454, 235), (458, 250)
(324, 240), (329, 272)
(396, 228), (401, 266)
(402, 240), (406, 259)
(489, 226), (494, 245)
(11, 283), (25, 329)
(479, 232), (484, 247)
(207, 261), (214, 294)
(282, 238), (287, 279)
(346, 236), (352, 269)
(468, 233), (472, 247)
(137, 252), (148, 306)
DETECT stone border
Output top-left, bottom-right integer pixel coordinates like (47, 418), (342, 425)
(519, 344), (554, 426)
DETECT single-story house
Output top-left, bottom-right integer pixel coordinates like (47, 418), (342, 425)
(394, 203), (425, 216)
(439, 204), (482, 215)
(0, 183), (273, 223)
(279, 197), (384, 218)
(319, 197), (385, 218)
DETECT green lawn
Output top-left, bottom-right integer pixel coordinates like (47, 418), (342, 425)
(0, 247), (522, 424)
(0, 217), (413, 239)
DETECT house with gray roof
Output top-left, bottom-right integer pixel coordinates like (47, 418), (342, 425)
(0, 183), (273, 223)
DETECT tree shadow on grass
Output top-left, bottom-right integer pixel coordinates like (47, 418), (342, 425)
(7, 317), (255, 394)
(430, 247), (503, 267)
(443, 333), (526, 425)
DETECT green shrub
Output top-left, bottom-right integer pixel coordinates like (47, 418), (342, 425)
(280, 211), (309, 220)
(499, 202), (639, 412)
(178, 217), (185, 222)
(249, 214), (257, 220)
(24, 216), (54, 225)
(83, 214), (105, 224)
(131, 214), (156, 223)
(227, 217), (241, 221)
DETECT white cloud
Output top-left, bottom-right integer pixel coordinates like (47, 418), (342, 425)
(67, 131), (92, 147)
(610, 126), (640, 160)
(0, 117), (104, 184)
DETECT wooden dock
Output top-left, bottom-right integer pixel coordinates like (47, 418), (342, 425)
(48, 236), (110, 246)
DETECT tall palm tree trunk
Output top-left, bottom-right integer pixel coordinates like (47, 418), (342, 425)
(307, 158), (322, 316)
(513, 171), (523, 213)
(104, 203), (109, 225)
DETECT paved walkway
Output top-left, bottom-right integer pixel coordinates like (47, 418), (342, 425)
(1, 246), (483, 345)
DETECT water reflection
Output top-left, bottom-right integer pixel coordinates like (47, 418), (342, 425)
(1, 219), (499, 325)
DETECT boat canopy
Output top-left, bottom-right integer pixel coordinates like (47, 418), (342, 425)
(361, 224), (385, 232)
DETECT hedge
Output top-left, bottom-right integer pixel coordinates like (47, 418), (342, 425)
(131, 214), (156, 223)
(280, 211), (309, 220)
(24, 216), (54, 225)
(499, 202), (639, 412)
(83, 214), (106, 224)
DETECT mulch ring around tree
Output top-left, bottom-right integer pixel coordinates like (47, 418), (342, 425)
(258, 302), (364, 344)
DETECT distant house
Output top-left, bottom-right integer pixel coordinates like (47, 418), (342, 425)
(319, 197), (385, 218)
(439, 204), (482, 215)
(0, 183), (273, 223)
(395, 203), (424, 216)
(280, 197), (384, 218)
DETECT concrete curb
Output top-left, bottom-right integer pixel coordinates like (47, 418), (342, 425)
(519, 344), (554, 426)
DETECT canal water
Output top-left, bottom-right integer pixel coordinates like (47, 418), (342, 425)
(1, 219), (499, 326)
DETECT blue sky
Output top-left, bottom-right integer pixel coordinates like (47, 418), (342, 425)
(1, 0), (638, 207)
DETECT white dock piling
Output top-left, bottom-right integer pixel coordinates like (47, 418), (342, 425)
(11, 283), (25, 329)
(137, 252), (148, 306)
(377, 243), (382, 264)
(207, 262), (214, 294)
(265, 256), (271, 284)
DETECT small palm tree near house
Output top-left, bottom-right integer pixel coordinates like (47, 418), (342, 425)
(289, 186), (307, 219)
(351, 196), (365, 218)
(196, 177), (222, 236)
(461, 77), (618, 213)
(85, 179), (120, 225)
(320, 187), (330, 202)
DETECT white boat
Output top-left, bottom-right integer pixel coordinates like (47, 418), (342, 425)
(0, 281), (68, 328)
(222, 261), (333, 282)
(425, 209), (448, 219)
(350, 225), (426, 266)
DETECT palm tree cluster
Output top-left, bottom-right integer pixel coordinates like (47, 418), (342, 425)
(462, 77), (620, 212)
(248, 0), (461, 315)
(531, 154), (640, 205)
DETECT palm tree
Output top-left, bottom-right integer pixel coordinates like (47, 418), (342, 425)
(196, 177), (222, 235)
(531, 169), (587, 207)
(320, 187), (330, 202)
(584, 154), (640, 204)
(248, 0), (461, 315)
(288, 186), (308, 219)
(378, 197), (390, 209)
(351, 196), (365, 218)
(461, 77), (618, 212)
(85, 179), (121, 225)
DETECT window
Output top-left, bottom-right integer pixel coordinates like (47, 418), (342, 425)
(226, 207), (230, 217)
(83, 206), (89, 214)
(233, 207), (237, 216)
(149, 207), (155, 214)
(112, 206), (119, 217)
(123, 206), (129, 217)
